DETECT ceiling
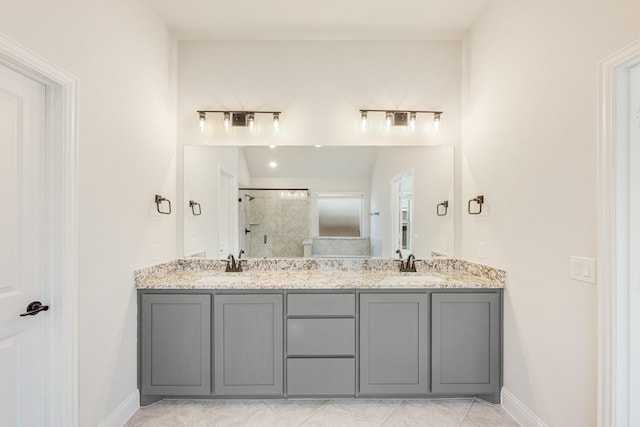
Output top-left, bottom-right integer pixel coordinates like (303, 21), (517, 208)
(242, 146), (379, 179)
(145, 0), (492, 40)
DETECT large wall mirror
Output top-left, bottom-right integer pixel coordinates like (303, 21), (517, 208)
(183, 145), (454, 260)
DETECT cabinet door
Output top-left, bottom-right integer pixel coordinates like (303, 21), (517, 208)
(214, 294), (283, 396)
(431, 293), (500, 394)
(359, 293), (428, 395)
(141, 294), (211, 396)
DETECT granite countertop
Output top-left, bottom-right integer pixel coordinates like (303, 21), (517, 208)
(135, 258), (506, 290)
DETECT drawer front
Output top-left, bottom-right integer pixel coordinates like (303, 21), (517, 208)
(287, 318), (355, 356)
(287, 293), (355, 316)
(287, 358), (355, 396)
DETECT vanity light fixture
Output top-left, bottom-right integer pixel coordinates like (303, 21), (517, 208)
(223, 112), (231, 131)
(196, 110), (282, 131)
(385, 111), (394, 130)
(409, 112), (417, 131)
(359, 109), (443, 132)
(247, 113), (256, 131)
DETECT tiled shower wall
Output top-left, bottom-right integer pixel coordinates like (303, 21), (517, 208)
(241, 190), (309, 258)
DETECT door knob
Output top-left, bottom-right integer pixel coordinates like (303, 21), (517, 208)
(19, 301), (50, 317)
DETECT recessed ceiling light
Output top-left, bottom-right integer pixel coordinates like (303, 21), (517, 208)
(269, 161), (277, 168)
(314, 145), (322, 148)
(269, 145), (276, 149)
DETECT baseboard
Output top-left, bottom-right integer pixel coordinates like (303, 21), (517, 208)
(99, 389), (139, 427)
(501, 387), (549, 427)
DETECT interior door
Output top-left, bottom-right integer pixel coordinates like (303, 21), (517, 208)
(391, 171), (413, 257)
(0, 64), (48, 425)
(218, 168), (238, 258)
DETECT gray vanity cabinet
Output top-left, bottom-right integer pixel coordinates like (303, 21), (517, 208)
(286, 292), (356, 397)
(213, 294), (284, 396)
(431, 292), (501, 396)
(359, 293), (429, 395)
(140, 294), (211, 396)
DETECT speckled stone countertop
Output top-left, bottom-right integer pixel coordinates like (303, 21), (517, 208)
(135, 258), (506, 290)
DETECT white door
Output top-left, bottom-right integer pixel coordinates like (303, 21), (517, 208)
(218, 168), (238, 258)
(391, 171), (413, 257)
(0, 64), (48, 425)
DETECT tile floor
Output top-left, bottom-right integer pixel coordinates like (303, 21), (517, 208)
(125, 398), (520, 426)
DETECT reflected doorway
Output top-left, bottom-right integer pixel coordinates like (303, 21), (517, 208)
(391, 170), (414, 257)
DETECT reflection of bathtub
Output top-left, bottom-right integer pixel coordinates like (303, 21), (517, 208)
(309, 237), (371, 258)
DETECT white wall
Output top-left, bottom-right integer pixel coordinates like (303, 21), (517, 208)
(184, 146), (245, 258)
(463, 1), (640, 425)
(0, 1), (176, 425)
(178, 40), (461, 148)
(369, 146), (454, 258)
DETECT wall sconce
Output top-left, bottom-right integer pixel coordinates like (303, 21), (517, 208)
(197, 110), (282, 132)
(359, 109), (443, 132)
(360, 111), (368, 130)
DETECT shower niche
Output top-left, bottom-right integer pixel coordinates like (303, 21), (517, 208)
(239, 189), (310, 258)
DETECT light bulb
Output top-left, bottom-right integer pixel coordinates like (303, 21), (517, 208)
(360, 111), (368, 130)
(272, 112), (280, 131)
(409, 112), (417, 131)
(198, 112), (206, 131)
(385, 112), (393, 130)
(247, 112), (255, 131)
(223, 112), (230, 131)
(433, 112), (441, 132)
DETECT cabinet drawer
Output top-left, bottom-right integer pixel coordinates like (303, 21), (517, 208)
(287, 318), (355, 356)
(287, 293), (355, 316)
(287, 358), (355, 396)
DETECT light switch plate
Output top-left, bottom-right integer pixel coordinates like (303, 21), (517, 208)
(570, 256), (596, 284)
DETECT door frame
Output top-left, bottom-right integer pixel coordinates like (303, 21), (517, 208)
(0, 34), (78, 426)
(597, 38), (640, 427)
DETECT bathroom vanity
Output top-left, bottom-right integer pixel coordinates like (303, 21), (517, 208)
(136, 258), (505, 406)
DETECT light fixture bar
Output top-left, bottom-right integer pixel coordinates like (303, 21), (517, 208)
(358, 109), (443, 114)
(197, 110), (282, 131)
(359, 109), (443, 131)
(197, 110), (282, 114)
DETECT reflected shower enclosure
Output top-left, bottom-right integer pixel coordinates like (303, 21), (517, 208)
(239, 189), (310, 258)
